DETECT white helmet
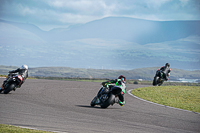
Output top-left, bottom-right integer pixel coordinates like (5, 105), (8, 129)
(22, 64), (28, 70)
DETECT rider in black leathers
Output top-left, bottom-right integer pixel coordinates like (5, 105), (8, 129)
(0, 65), (28, 92)
(156, 63), (171, 80)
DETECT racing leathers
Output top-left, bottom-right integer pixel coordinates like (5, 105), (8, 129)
(100, 79), (126, 106)
(157, 66), (171, 81)
(1, 68), (28, 91)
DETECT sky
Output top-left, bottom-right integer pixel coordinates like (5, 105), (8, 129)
(0, 0), (200, 31)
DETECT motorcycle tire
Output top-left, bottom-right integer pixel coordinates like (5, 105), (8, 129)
(90, 96), (97, 107)
(100, 94), (115, 108)
(4, 84), (15, 94)
(158, 80), (164, 86)
(153, 77), (158, 86)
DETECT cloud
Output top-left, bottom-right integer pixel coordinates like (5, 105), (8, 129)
(47, 0), (117, 20)
(0, 0), (199, 30)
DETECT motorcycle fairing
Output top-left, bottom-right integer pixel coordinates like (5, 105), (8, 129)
(10, 75), (23, 85)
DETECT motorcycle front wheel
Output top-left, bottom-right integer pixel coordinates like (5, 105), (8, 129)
(90, 96), (97, 107)
(153, 76), (158, 86)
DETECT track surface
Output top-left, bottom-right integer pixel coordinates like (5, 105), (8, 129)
(0, 79), (199, 133)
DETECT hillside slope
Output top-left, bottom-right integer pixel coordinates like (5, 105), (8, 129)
(0, 65), (199, 81)
(0, 17), (200, 69)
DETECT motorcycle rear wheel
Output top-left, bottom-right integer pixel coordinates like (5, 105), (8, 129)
(100, 94), (115, 108)
(4, 84), (15, 94)
(158, 80), (164, 86)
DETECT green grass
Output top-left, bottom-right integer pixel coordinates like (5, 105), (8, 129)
(0, 124), (52, 133)
(131, 86), (200, 113)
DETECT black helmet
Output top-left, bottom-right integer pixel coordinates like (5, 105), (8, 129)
(118, 75), (126, 82)
(165, 63), (170, 67)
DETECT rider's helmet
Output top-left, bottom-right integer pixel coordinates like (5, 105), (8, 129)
(165, 63), (170, 67)
(22, 64), (28, 70)
(118, 75), (126, 82)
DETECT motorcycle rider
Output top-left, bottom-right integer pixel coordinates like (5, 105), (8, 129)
(0, 65), (28, 92)
(157, 63), (171, 80)
(98, 75), (126, 106)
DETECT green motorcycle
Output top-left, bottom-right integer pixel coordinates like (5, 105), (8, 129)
(90, 84), (123, 108)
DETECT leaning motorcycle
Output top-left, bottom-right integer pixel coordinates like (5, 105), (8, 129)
(1, 73), (23, 94)
(90, 84), (122, 108)
(153, 70), (165, 86)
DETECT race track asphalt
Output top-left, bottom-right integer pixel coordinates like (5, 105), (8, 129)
(0, 78), (199, 133)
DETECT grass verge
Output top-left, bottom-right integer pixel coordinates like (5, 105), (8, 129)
(131, 86), (200, 113)
(0, 124), (52, 133)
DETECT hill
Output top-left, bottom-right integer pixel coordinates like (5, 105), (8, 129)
(50, 17), (200, 44)
(0, 65), (199, 81)
(0, 17), (200, 70)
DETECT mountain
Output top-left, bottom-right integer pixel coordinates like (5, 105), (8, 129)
(0, 17), (200, 70)
(50, 17), (200, 44)
(2, 17), (200, 44)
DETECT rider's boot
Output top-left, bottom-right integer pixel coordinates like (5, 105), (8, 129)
(115, 99), (125, 106)
(119, 101), (125, 106)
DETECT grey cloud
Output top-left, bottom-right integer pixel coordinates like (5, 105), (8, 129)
(0, 0), (200, 30)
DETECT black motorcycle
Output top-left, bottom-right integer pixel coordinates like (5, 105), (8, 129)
(90, 84), (122, 108)
(0, 73), (23, 94)
(153, 70), (166, 86)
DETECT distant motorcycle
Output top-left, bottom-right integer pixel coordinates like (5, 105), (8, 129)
(90, 84), (122, 108)
(0, 73), (23, 94)
(153, 70), (168, 86)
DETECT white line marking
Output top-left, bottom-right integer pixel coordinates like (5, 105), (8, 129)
(18, 126), (67, 133)
(127, 89), (200, 114)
